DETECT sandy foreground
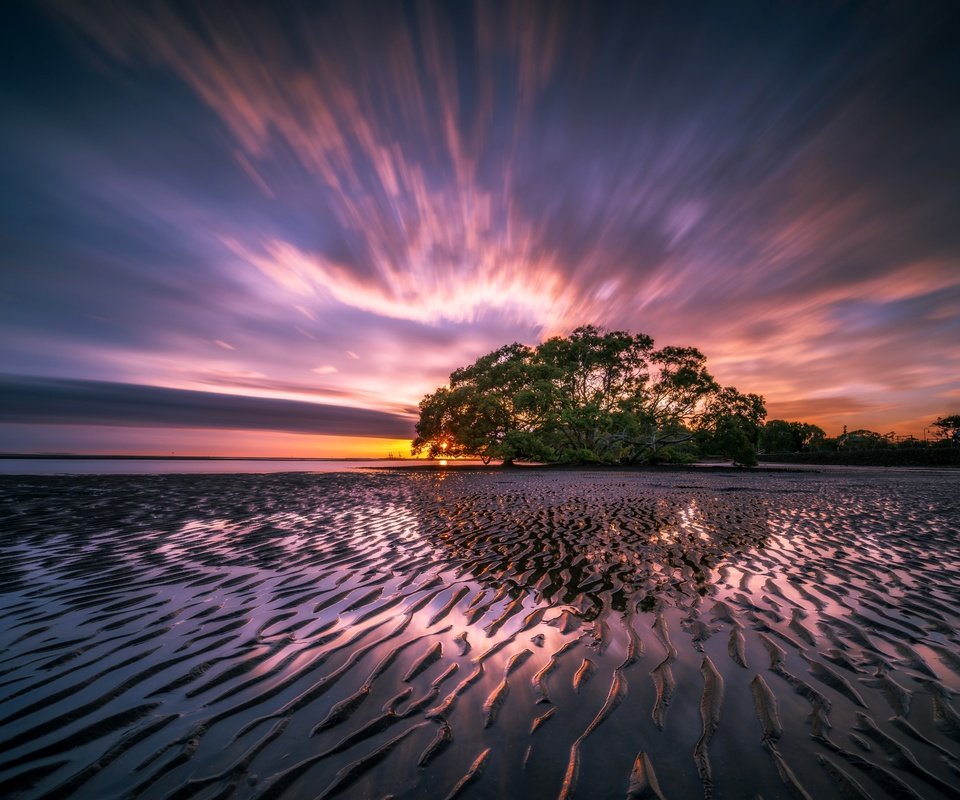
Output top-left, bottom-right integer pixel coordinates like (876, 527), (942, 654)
(0, 467), (958, 799)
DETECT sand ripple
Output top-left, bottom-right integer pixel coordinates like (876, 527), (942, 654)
(0, 467), (958, 799)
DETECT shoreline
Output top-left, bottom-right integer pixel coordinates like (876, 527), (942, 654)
(367, 460), (819, 474)
(3, 452), (955, 471)
(3, 457), (957, 478)
(0, 454), (403, 461)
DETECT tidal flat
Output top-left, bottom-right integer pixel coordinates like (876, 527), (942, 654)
(1, 467), (958, 800)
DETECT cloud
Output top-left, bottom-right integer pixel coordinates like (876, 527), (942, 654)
(0, 1), (955, 444)
(765, 396), (877, 422)
(0, 375), (414, 438)
(47, 2), (600, 332)
(222, 236), (584, 329)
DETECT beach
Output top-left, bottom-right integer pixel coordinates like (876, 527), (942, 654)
(1, 467), (958, 799)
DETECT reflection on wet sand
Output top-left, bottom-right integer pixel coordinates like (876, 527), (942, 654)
(425, 475), (773, 616)
(0, 468), (958, 799)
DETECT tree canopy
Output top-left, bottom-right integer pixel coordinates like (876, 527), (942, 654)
(760, 419), (826, 453)
(932, 414), (960, 443)
(412, 326), (766, 466)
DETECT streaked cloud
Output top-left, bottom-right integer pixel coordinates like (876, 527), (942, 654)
(0, 1), (957, 453)
(765, 396), (878, 423)
(0, 376), (414, 438)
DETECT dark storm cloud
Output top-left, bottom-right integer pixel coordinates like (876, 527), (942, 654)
(0, 376), (415, 438)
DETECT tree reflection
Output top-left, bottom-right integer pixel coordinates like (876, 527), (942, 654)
(412, 473), (771, 619)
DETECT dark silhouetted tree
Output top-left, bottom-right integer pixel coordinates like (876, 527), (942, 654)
(760, 419), (827, 453)
(413, 326), (766, 465)
(697, 387), (767, 466)
(932, 414), (960, 444)
(838, 429), (889, 449)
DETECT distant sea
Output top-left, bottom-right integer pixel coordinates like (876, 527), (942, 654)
(0, 457), (474, 475)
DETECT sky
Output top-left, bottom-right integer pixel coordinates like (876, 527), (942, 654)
(1, 1), (958, 456)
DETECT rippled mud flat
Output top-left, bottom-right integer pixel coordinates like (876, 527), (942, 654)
(1, 468), (959, 800)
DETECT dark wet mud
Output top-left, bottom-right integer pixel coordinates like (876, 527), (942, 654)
(0, 467), (958, 799)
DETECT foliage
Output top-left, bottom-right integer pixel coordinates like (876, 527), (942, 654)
(838, 429), (893, 450)
(760, 419), (827, 453)
(932, 414), (960, 443)
(412, 326), (766, 465)
(412, 343), (548, 464)
(695, 386), (767, 466)
(759, 448), (960, 467)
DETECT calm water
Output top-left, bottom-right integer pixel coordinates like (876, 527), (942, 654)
(0, 467), (958, 799)
(0, 458), (476, 475)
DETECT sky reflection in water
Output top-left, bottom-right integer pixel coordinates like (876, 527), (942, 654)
(0, 469), (958, 799)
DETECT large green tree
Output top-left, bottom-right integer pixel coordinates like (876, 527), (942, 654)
(413, 326), (766, 465)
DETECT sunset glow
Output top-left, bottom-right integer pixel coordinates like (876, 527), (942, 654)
(2, 2), (958, 455)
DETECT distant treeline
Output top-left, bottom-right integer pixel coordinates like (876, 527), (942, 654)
(760, 448), (960, 467)
(413, 326), (959, 468)
(758, 415), (960, 466)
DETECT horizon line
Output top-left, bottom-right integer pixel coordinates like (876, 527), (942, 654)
(0, 454), (426, 462)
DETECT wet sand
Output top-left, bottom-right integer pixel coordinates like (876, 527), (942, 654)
(0, 467), (958, 799)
